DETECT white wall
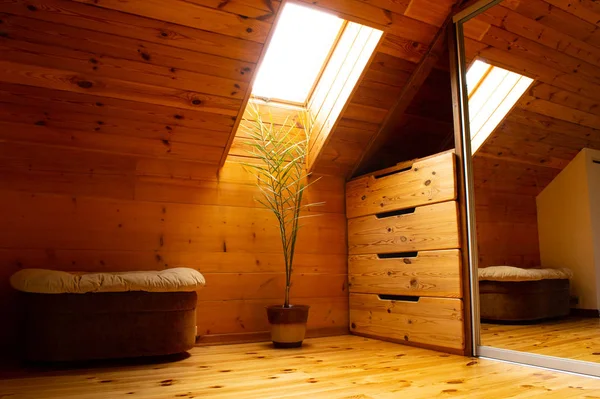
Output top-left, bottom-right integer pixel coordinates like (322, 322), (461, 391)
(537, 150), (596, 310)
(585, 149), (600, 308)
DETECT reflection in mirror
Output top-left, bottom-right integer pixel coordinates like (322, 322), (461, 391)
(461, 0), (600, 365)
(466, 60), (533, 154)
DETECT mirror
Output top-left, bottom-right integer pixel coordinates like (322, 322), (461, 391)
(454, 0), (600, 375)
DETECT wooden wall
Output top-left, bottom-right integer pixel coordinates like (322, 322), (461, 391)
(355, 61), (455, 175)
(0, 147), (348, 349)
(472, 157), (554, 267)
(0, 0), (352, 352)
(463, 0), (600, 268)
(0, 0), (476, 354)
(0, 0), (271, 166)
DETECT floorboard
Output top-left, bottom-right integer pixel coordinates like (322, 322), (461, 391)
(2, 335), (600, 398)
(482, 317), (600, 363)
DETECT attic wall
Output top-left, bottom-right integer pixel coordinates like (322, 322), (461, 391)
(0, 115), (348, 354)
(464, 0), (600, 268)
(472, 157), (554, 268)
(355, 63), (455, 175)
(0, 0), (465, 355)
(537, 150), (597, 310)
(0, 0), (266, 166)
(0, 156), (349, 350)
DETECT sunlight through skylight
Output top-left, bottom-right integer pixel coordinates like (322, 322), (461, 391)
(251, 3), (344, 104)
(467, 60), (534, 154)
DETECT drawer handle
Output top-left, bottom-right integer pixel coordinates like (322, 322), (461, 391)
(593, 160), (600, 165)
(374, 165), (412, 179)
(378, 252), (418, 259)
(376, 207), (416, 219)
(378, 294), (419, 302)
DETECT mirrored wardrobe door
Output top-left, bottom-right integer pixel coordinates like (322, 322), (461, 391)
(452, 0), (600, 377)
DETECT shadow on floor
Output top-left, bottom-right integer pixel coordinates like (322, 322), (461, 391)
(0, 351), (192, 380)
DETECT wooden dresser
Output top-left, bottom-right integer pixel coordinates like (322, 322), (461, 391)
(346, 151), (465, 353)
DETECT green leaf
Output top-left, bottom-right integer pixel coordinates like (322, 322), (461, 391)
(238, 105), (324, 302)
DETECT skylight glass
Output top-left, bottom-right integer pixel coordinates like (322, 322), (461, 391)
(251, 3), (344, 104)
(467, 60), (534, 154)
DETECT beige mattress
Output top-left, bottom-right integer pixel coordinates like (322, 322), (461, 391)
(479, 266), (573, 282)
(10, 267), (205, 294)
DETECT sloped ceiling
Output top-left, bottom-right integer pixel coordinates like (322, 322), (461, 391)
(0, 0), (460, 177)
(351, 53), (455, 176)
(465, 0), (600, 196)
(463, 0), (600, 268)
(305, 0), (460, 177)
(0, 0), (273, 166)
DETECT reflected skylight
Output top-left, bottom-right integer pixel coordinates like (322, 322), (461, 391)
(467, 60), (534, 154)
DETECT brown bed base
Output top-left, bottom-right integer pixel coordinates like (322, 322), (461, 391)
(18, 291), (197, 362)
(479, 279), (570, 322)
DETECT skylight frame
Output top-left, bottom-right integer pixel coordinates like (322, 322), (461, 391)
(466, 59), (535, 154)
(250, 2), (348, 108)
(299, 20), (348, 108)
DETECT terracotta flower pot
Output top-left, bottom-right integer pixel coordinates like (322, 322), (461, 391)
(266, 305), (310, 348)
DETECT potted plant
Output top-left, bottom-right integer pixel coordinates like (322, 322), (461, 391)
(240, 104), (322, 348)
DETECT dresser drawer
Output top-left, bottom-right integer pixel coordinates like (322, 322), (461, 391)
(349, 249), (462, 297)
(349, 293), (464, 351)
(348, 201), (460, 254)
(346, 151), (456, 219)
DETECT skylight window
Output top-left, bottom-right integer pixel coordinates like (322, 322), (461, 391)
(251, 3), (345, 104)
(467, 60), (534, 154)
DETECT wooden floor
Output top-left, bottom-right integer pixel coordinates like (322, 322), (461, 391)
(482, 317), (600, 363)
(2, 336), (600, 398)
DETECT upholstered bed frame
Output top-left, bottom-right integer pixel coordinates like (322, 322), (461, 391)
(479, 266), (572, 322)
(11, 268), (205, 362)
(19, 291), (198, 362)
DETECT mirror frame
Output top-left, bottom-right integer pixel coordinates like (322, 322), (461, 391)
(450, 0), (600, 377)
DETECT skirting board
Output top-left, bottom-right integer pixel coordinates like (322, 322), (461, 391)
(195, 327), (348, 346)
(570, 308), (600, 318)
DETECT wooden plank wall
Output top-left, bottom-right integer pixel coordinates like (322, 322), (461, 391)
(0, 0), (466, 353)
(0, 0), (269, 164)
(0, 144), (349, 349)
(0, 0), (352, 352)
(463, 0), (600, 268)
(0, 0), (461, 177)
(353, 63), (455, 175)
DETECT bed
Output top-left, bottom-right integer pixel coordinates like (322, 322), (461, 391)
(479, 266), (573, 322)
(10, 268), (205, 362)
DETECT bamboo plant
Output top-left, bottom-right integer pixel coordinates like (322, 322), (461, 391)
(240, 104), (322, 308)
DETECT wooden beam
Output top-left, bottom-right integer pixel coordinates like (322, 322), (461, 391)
(218, 0), (284, 166)
(452, 0), (503, 23)
(350, 2), (464, 179)
(307, 25), (385, 173)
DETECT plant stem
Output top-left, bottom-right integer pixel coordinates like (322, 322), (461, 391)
(284, 285), (290, 308)
(240, 105), (320, 310)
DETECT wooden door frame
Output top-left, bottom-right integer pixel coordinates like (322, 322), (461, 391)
(448, 1), (500, 358)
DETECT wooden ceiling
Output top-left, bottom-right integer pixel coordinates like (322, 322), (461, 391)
(351, 55), (455, 176)
(0, 0), (461, 177)
(305, 0), (460, 177)
(464, 0), (600, 268)
(0, 0), (272, 166)
(466, 0), (600, 194)
(3, 0), (595, 182)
